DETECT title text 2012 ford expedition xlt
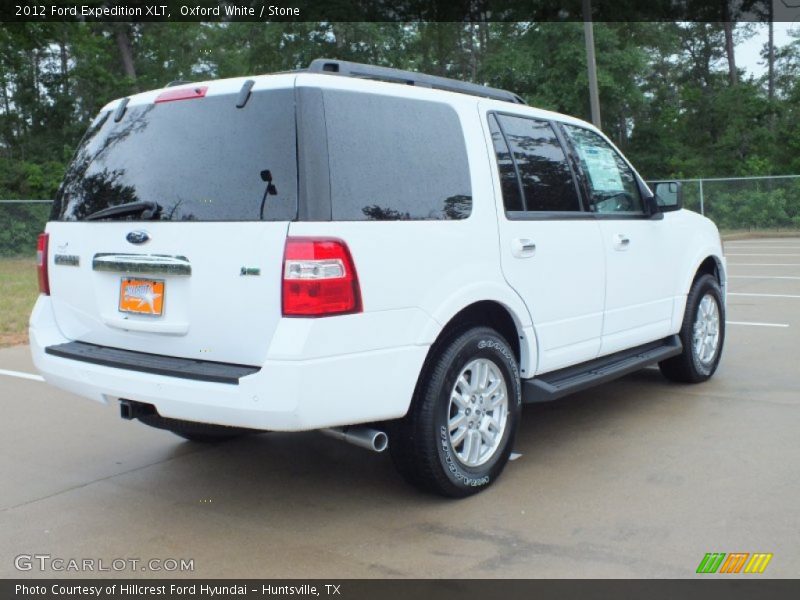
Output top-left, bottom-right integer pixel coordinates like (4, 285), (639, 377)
(30, 59), (726, 497)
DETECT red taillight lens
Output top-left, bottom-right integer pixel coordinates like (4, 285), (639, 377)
(36, 232), (50, 295)
(282, 237), (362, 317)
(154, 85), (208, 104)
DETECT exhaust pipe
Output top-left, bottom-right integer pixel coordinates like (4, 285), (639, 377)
(321, 426), (388, 453)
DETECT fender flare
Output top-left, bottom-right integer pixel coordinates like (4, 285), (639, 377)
(415, 280), (538, 378)
(679, 250), (726, 296)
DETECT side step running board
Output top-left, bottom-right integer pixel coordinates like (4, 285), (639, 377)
(523, 335), (682, 403)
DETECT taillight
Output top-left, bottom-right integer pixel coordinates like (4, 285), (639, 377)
(36, 232), (50, 295)
(282, 237), (362, 317)
(154, 85), (208, 104)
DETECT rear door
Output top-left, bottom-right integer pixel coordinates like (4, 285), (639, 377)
(483, 109), (606, 375)
(45, 77), (298, 366)
(559, 123), (675, 355)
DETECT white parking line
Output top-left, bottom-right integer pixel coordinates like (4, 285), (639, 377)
(728, 275), (800, 280)
(726, 321), (790, 328)
(726, 253), (800, 257)
(729, 292), (800, 299)
(0, 368), (44, 382)
(726, 246), (800, 250)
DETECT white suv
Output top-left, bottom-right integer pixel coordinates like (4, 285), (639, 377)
(30, 59), (726, 497)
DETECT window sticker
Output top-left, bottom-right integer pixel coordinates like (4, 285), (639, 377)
(576, 143), (624, 192)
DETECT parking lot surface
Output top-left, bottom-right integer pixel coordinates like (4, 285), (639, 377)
(1, 237), (798, 578)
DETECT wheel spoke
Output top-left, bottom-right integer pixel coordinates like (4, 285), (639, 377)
(472, 361), (486, 391)
(479, 426), (495, 446)
(486, 391), (505, 409)
(449, 413), (466, 432)
(484, 416), (501, 432)
(451, 391), (468, 410)
(468, 430), (482, 463)
(460, 429), (474, 460)
(450, 426), (467, 448)
(483, 378), (501, 398)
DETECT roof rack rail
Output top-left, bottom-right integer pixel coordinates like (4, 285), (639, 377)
(307, 59), (526, 105)
(165, 80), (193, 88)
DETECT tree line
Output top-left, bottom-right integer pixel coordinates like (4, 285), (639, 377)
(0, 21), (798, 204)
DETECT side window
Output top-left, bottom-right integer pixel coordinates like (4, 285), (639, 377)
(487, 114), (524, 212)
(323, 91), (472, 221)
(562, 124), (643, 215)
(493, 114), (581, 212)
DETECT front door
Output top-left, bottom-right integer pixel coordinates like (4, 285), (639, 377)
(560, 123), (675, 355)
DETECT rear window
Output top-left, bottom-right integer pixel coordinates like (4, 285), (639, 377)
(52, 89), (297, 222)
(322, 91), (472, 221)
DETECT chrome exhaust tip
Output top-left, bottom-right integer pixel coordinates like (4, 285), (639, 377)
(321, 426), (388, 453)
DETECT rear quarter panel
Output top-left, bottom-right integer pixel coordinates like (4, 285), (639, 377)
(286, 75), (535, 373)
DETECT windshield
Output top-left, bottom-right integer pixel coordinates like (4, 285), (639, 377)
(52, 88), (297, 222)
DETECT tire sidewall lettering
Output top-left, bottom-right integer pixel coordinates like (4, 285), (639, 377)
(440, 426), (490, 487)
(436, 332), (521, 491)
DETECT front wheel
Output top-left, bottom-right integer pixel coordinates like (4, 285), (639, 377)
(389, 326), (522, 497)
(660, 273), (725, 383)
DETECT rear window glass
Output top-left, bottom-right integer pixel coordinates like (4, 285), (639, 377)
(52, 89), (297, 222)
(323, 91), (472, 221)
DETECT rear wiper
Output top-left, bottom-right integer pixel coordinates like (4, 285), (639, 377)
(85, 201), (162, 221)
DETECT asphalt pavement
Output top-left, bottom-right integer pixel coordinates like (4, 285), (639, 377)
(1, 237), (798, 578)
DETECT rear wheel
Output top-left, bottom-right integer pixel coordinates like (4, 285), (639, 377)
(389, 326), (521, 497)
(659, 273), (725, 383)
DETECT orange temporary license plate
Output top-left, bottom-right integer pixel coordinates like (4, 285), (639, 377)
(119, 278), (165, 316)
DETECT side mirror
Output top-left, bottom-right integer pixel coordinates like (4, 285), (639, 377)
(652, 181), (683, 212)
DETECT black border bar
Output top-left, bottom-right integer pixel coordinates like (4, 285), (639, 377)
(4, 579), (800, 600)
(2, 1), (799, 23)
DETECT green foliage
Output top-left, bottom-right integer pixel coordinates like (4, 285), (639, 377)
(0, 20), (798, 245)
(707, 186), (800, 230)
(0, 203), (50, 256)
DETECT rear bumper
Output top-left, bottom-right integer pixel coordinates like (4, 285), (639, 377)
(30, 296), (429, 431)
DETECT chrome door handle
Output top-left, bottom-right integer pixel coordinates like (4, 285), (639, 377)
(512, 238), (536, 258)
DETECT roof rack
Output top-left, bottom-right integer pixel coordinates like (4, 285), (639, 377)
(165, 80), (193, 88)
(308, 59), (526, 105)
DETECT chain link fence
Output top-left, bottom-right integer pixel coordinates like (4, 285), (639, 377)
(648, 175), (800, 232)
(2, 174), (800, 255)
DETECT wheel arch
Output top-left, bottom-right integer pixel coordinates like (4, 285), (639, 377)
(417, 291), (536, 380)
(671, 252), (727, 331)
(679, 252), (726, 297)
(692, 255), (726, 288)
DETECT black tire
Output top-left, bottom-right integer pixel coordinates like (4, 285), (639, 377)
(389, 326), (522, 498)
(137, 413), (252, 443)
(659, 273), (725, 383)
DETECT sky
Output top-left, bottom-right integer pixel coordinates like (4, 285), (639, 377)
(737, 22), (798, 77)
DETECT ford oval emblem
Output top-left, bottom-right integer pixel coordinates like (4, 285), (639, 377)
(126, 230), (150, 245)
